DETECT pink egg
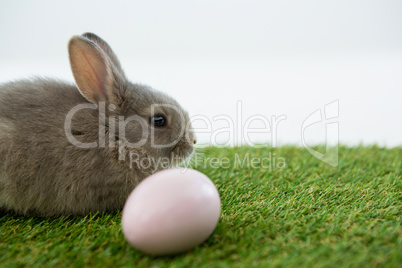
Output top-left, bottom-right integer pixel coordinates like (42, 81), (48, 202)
(121, 168), (221, 256)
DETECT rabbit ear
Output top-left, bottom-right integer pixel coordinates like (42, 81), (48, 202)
(81, 32), (125, 76)
(68, 35), (123, 105)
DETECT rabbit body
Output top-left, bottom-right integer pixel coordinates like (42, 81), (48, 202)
(0, 33), (195, 216)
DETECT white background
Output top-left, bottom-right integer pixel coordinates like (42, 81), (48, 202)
(0, 0), (401, 147)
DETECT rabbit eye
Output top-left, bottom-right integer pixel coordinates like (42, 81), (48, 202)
(150, 114), (166, 127)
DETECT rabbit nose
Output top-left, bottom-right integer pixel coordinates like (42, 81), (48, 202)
(193, 139), (197, 144)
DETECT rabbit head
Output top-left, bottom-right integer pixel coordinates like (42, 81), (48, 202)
(68, 33), (196, 170)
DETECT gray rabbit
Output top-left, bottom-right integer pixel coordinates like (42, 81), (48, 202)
(0, 33), (196, 216)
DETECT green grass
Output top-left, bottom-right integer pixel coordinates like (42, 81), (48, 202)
(1, 145), (401, 267)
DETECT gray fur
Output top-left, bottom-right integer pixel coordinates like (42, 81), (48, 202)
(0, 33), (195, 216)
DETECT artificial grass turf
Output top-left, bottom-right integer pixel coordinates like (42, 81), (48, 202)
(0, 145), (401, 267)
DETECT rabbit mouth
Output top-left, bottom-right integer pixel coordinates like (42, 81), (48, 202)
(170, 139), (194, 165)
